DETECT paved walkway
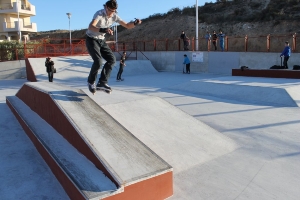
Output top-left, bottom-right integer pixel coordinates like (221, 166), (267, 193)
(1, 57), (300, 199)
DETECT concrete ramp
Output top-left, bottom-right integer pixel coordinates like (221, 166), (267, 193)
(167, 76), (300, 107)
(111, 60), (158, 78)
(6, 96), (118, 199)
(101, 96), (239, 172)
(6, 82), (173, 200)
(26, 56), (157, 82)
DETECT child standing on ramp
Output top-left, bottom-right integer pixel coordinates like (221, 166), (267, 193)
(86, 0), (142, 94)
(116, 51), (126, 81)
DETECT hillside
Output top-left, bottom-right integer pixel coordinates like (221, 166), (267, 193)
(30, 0), (300, 43)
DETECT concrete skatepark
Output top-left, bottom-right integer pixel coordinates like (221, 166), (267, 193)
(1, 55), (300, 199)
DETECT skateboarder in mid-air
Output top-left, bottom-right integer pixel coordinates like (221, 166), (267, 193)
(86, 0), (142, 94)
(116, 51), (126, 81)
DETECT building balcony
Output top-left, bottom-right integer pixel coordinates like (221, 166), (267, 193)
(0, 2), (36, 17)
(3, 21), (37, 33)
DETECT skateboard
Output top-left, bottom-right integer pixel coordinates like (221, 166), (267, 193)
(116, 79), (124, 82)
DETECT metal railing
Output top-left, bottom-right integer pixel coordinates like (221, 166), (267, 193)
(112, 33), (298, 53)
(0, 33), (298, 61)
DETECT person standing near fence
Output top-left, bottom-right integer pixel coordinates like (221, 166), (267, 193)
(184, 36), (190, 51)
(180, 31), (186, 50)
(218, 30), (225, 52)
(205, 31), (211, 50)
(116, 51), (126, 81)
(280, 41), (291, 69)
(212, 31), (218, 51)
(86, 0), (142, 94)
(45, 57), (55, 82)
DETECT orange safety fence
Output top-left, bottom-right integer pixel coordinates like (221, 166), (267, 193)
(0, 34), (298, 61)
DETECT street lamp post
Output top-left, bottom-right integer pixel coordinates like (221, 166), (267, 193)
(195, 0), (199, 51)
(115, 23), (118, 51)
(66, 13), (71, 45)
(17, 0), (21, 42)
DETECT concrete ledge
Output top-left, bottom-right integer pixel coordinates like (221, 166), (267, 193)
(12, 82), (173, 200)
(232, 69), (300, 79)
(168, 76), (298, 107)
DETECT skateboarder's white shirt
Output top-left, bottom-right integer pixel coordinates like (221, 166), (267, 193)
(86, 6), (122, 40)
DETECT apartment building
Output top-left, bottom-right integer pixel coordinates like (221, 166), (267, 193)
(0, 0), (37, 41)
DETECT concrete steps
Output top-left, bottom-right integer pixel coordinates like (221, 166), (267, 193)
(6, 82), (173, 200)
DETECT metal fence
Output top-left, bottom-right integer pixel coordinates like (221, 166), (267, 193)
(0, 33), (298, 61)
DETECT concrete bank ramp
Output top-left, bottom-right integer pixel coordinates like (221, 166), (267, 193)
(26, 56), (157, 82)
(167, 76), (300, 107)
(98, 95), (239, 172)
(7, 82), (173, 200)
(6, 95), (117, 199)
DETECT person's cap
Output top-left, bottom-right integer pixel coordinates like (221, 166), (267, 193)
(184, 54), (187, 56)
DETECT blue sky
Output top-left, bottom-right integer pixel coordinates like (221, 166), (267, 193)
(28, 0), (210, 31)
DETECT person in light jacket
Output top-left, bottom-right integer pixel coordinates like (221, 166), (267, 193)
(183, 54), (191, 74)
(280, 41), (291, 69)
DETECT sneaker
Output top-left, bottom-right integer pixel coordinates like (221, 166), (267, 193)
(96, 82), (112, 91)
(120, 78), (124, 81)
(87, 82), (96, 94)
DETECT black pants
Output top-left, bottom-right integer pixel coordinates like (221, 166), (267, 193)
(86, 36), (116, 84)
(283, 56), (290, 69)
(48, 71), (53, 82)
(186, 63), (190, 74)
(182, 40), (189, 50)
(117, 65), (124, 80)
(213, 41), (217, 50)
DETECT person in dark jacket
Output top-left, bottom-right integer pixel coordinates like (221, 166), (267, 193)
(180, 31), (189, 50)
(116, 51), (126, 81)
(184, 36), (190, 51)
(45, 57), (55, 82)
(280, 41), (291, 69)
(212, 30), (218, 51)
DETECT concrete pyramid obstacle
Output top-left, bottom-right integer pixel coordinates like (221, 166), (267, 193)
(6, 82), (173, 200)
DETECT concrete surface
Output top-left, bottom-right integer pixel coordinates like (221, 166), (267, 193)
(0, 60), (26, 79)
(0, 79), (69, 199)
(1, 57), (300, 199)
